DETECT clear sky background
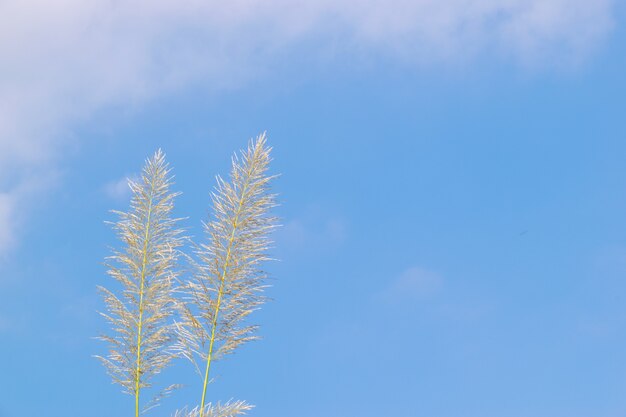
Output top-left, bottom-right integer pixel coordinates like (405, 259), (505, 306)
(1, 1), (626, 416)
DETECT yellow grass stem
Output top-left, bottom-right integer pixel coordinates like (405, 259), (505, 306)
(199, 152), (255, 417)
(135, 181), (154, 417)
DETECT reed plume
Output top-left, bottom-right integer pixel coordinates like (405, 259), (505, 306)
(97, 150), (184, 416)
(174, 133), (278, 416)
(173, 401), (253, 417)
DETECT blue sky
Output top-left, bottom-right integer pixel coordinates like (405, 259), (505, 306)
(1, 1), (626, 416)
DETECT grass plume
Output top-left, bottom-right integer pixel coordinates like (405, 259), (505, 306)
(173, 401), (253, 417)
(174, 133), (278, 415)
(97, 150), (184, 416)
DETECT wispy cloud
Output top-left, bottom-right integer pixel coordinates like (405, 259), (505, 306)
(102, 175), (136, 202)
(383, 266), (444, 301)
(276, 205), (347, 257)
(0, 175), (58, 257)
(380, 266), (493, 322)
(0, 0), (616, 255)
(0, 193), (17, 256)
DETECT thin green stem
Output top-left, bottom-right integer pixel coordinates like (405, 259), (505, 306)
(199, 151), (258, 417)
(135, 179), (155, 417)
(199, 261), (227, 414)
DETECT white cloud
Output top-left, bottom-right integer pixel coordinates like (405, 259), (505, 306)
(0, 0), (616, 255)
(276, 205), (347, 257)
(0, 193), (17, 255)
(384, 266), (444, 300)
(0, 174), (59, 257)
(380, 266), (492, 321)
(279, 216), (347, 252)
(103, 175), (136, 201)
(340, 0), (614, 65)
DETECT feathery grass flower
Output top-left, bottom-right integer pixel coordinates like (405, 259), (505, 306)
(175, 134), (278, 416)
(97, 150), (184, 416)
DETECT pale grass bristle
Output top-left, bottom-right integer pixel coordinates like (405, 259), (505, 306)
(96, 149), (184, 416)
(173, 133), (278, 415)
(173, 400), (253, 417)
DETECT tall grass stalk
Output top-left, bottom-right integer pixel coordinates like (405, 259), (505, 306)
(175, 133), (278, 416)
(97, 150), (183, 416)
